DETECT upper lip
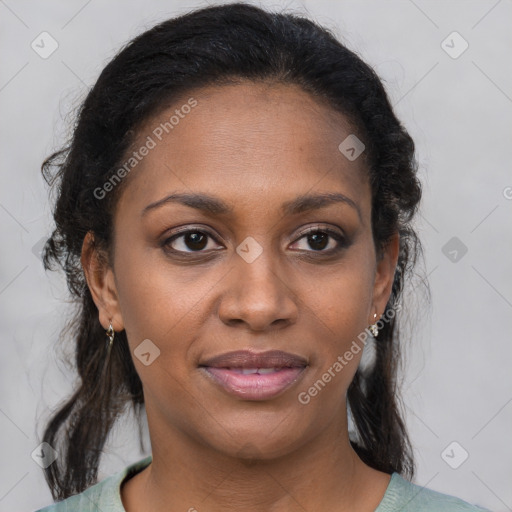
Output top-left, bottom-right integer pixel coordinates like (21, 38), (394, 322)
(199, 350), (308, 369)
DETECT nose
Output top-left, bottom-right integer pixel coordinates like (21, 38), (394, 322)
(217, 248), (299, 332)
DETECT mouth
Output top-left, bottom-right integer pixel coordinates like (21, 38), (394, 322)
(199, 350), (308, 401)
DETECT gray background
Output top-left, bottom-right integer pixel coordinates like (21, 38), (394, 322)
(1, 0), (511, 510)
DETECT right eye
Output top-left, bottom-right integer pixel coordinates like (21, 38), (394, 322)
(162, 228), (223, 253)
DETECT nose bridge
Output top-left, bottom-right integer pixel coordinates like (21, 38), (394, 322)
(218, 235), (298, 330)
(236, 238), (281, 292)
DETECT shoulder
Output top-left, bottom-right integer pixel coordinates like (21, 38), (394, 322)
(33, 455), (153, 512)
(376, 472), (492, 512)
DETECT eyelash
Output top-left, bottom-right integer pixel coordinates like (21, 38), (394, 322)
(161, 225), (348, 256)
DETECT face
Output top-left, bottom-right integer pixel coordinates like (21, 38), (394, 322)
(83, 81), (398, 460)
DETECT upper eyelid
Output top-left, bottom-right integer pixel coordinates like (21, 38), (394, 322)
(165, 224), (343, 238)
(166, 225), (221, 241)
(296, 225), (343, 236)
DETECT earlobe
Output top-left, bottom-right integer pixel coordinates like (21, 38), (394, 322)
(371, 232), (400, 319)
(80, 231), (124, 332)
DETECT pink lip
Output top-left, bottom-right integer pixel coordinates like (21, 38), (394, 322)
(201, 366), (306, 400)
(199, 349), (308, 369)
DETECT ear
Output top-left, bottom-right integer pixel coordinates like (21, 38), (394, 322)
(80, 231), (124, 332)
(370, 232), (400, 321)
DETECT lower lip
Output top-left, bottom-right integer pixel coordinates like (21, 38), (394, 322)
(201, 367), (306, 400)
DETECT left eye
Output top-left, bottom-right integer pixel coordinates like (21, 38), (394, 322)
(291, 228), (345, 252)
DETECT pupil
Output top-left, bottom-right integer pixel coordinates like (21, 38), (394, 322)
(309, 232), (327, 251)
(186, 232), (207, 251)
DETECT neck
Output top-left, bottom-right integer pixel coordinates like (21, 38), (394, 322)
(122, 406), (391, 512)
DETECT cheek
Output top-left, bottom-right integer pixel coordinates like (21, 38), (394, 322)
(315, 259), (375, 331)
(297, 279), (373, 409)
(303, 256), (375, 382)
(113, 246), (221, 354)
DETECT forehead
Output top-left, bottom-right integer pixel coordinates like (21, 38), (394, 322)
(118, 81), (370, 218)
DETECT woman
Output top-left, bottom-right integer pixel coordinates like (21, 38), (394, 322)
(35, 3), (490, 511)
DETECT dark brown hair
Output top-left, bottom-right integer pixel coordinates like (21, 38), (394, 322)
(40, 2), (422, 500)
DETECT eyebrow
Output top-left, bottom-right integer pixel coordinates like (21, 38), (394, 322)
(141, 191), (361, 220)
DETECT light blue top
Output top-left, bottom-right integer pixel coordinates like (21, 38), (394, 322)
(34, 455), (491, 511)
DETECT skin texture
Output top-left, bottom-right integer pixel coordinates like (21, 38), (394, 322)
(81, 81), (399, 512)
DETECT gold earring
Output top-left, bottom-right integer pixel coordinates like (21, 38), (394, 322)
(106, 321), (115, 355)
(369, 313), (379, 337)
